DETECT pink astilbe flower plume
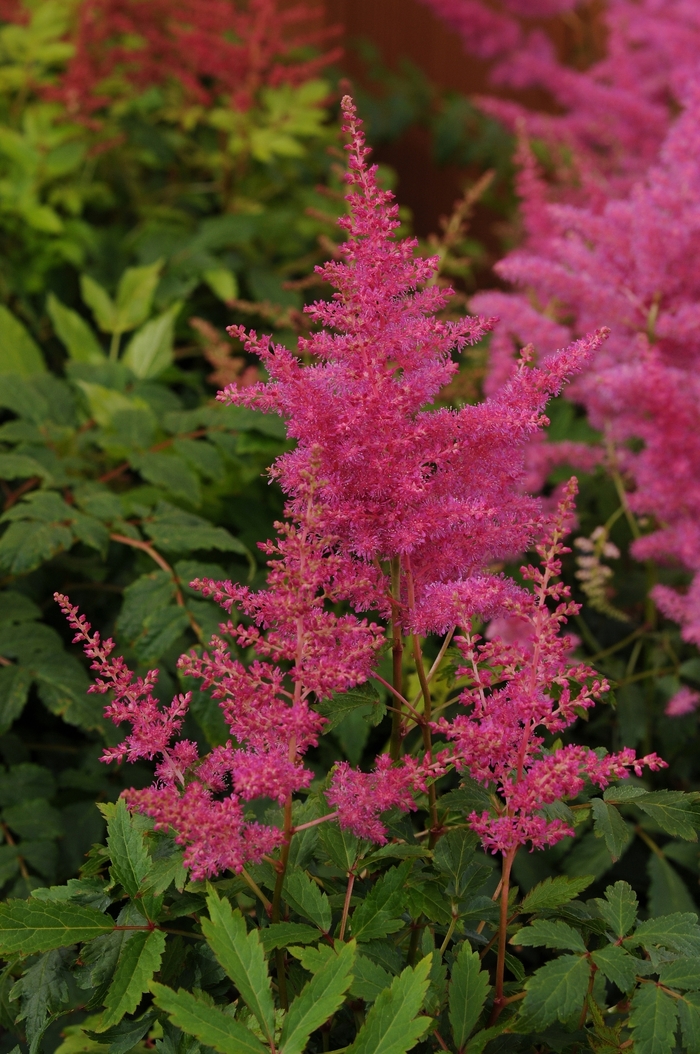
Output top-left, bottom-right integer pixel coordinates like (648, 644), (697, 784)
(55, 96), (658, 879)
(435, 480), (665, 856)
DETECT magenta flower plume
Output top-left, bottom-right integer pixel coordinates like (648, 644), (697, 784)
(434, 481), (665, 856)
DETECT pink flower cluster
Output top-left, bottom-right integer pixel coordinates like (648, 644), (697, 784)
(435, 481), (665, 855)
(471, 73), (700, 649)
(56, 95), (664, 878)
(419, 0), (700, 194)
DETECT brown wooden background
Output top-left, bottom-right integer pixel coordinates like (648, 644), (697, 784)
(315, 1), (604, 237)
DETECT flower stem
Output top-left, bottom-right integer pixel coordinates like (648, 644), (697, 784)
(338, 871), (355, 941)
(272, 795), (294, 1010)
(490, 847), (516, 1025)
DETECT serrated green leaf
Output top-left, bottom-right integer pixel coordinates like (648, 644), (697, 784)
(511, 920), (586, 953)
(658, 959), (700, 991)
(603, 783), (649, 804)
(150, 983), (267, 1054)
(629, 982), (678, 1054)
(141, 852), (187, 896)
(84, 1008), (158, 1054)
(679, 991), (700, 1054)
(520, 875), (594, 914)
(315, 682), (385, 731)
(648, 854), (696, 916)
(122, 302), (181, 379)
(590, 945), (639, 992)
(591, 798), (632, 861)
(202, 887), (274, 1043)
(636, 791), (700, 841)
(259, 922), (319, 952)
(349, 955), (392, 1003)
(283, 870), (332, 933)
(11, 947), (71, 1051)
(279, 940), (356, 1054)
(107, 798), (151, 896)
(144, 509), (248, 555)
(318, 822), (359, 872)
(47, 293), (104, 363)
(519, 954), (590, 1029)
(449, 943), (490, 1051)
(100, 928), (166, 1028)
(0, 899), (115, 953)
(0, 519), (73, 573)
(433, 831), (487, 900)
(0, 306), (45, 376)
(347, 955), (432, 1054)
(594, 881), (639, 938)
(632, 913), (700, 956)
(350, 863), (410, 942)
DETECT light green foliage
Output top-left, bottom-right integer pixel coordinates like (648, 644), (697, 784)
(0, 899), (114, 953)
(100, 929), (166, 1028)
(520, 874), (594, 914)
(107, 799), (152, 897)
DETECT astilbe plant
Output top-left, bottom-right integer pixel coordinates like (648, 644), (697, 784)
(52, 99), (668, 1028)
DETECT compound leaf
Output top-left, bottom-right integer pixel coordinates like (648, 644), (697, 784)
(0, 900), (114, 954)
(101, 929), (166, 1028)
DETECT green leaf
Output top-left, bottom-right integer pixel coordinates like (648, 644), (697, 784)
(150, 983), (267, 1054)
(47, 293), (104, 363)
(350, 863), (410, 942)
(433, 831), (488, 900)
(144, 505), (248, 555)
(0, 899), (114, 953)
(122, 302), (181, 379)
(629, 983), (678, 1054)
(511, 920), (586, 953)
(448, 943), (490, 1052)
(279, 940), (356, 1054)
(0, 307), (45, 376)
(520, 875), (595, 914)
(349, 955), (393, 1003)
(636, 791), (700, 841)
(101, 929), (166, 1028)
(80, 275), (118, 333)
(632, 913), (700, 956)
(107, 798), (151, 896)
(594, 880), (639, 938)
(133, 452), (200, 505)
(84, 1009), (158, 1054)
(648, 854), (697, 916)
(259, 922), (319, 952)
(0, 519), (73, 574)
(347, 955), (432, 1054)
(0, 453), (52, 483)
(0, 665), (32, 733)
(282, 870), (332, 933)
(202, 887), (275, 1043)
(590, 945), (639, 992)
(519, 954), (590, 1029)
(659, 959), (700, 991)
(591, 798), (632, 861)
(318, 822), (359, 872)
(204, 268), (238, 303)
(11, 947), (71, 1052)
(315, 682), (386, 732)
(679, 991), (700, 1054)
(114, 261), (162, 333)
(75, 381), (150, 428)
(3, 797), (63, 840)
